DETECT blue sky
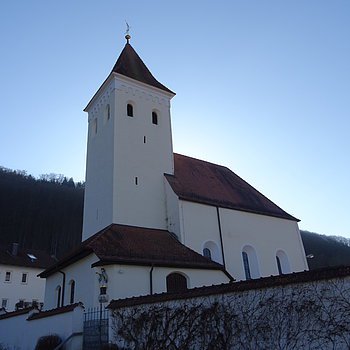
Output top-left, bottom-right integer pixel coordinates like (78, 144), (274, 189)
(0, 1), (349, 237)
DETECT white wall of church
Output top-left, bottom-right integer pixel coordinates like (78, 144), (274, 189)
(177, 200), (308, 281)
(43, 254), (99, 310)
(151, 267), (230, 291)
(179, 201), (224, 264)
(0, 264), (46, 311)
(165, 179), (181, 239)
(98, 265), (228, 302)
(82, 78), (116, 240)
(219, 208), (308, 280)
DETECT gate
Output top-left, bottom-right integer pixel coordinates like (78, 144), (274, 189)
(83, 307), (109, 350)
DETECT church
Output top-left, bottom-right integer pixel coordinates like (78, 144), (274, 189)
(39, 34), (308, 310)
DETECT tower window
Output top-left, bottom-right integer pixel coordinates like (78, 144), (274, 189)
(106, 104), (111, 120)
(92, 118), (98, 134)
(152, 111), (158, 125)
(135, 177), (138, 185)
(127, 104), (133, 117)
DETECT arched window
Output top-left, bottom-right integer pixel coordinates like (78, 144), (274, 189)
(127, 103), (133, 117)
(152, 111), (158, 125)
(92, 118), (98, 135)
(203, 248), (212, 260)
(56, 286), (61, 308)
(242, 245), (260, 280)
(202, 241), (222, 263)
(166, 273), (188, 293)
(276, 250), (291, 275)
(276, 256), (282, 275)
(106, 104), (111, 120)
(242, 251), (251, 280)
(69, 280), (75, 304)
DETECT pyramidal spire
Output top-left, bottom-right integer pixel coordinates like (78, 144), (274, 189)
(111, 33), (174, 95)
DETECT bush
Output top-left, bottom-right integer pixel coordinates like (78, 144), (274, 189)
(35, 334), (62, 350)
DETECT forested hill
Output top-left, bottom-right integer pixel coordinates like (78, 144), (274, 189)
(1, 166), (350, 268)
(0, 167), (83, 258)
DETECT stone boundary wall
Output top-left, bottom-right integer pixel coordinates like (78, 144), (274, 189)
(110, 275), (350, 349)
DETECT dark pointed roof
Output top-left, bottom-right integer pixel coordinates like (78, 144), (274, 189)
(112, 43), (174, 94)
(165, 154), (298, 221)
(39, 224), (224, 278)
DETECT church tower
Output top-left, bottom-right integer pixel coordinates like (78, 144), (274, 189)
(82, 35), (176, 240)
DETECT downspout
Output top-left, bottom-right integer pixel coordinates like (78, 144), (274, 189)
(149, 265), (154, 295)
(216, 206), (226, 269)
(58, 271), (66, 307)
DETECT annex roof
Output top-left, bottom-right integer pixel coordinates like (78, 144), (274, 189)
(0, 244), (55, 269)
(165, 153), (298, 222)
(112, 42), (174, 94)
(39, 224), (224, 278)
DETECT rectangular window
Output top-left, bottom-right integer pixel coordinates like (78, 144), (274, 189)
(5, 271), (11, 282)
(22, 273), (28, 283)
(1, 299), (7, 308)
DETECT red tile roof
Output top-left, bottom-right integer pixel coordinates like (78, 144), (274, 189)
(39, 224), (224, 278)
(0, 307), (34, 320)
(0, 244), (56, 269)
(27, 303), (83, 320)
(108, 265), (350, 309)
(112, 43), (175, 95)
(166, 154), (298, 221)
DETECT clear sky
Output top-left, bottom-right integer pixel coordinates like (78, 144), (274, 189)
(0, 1), (349, 237)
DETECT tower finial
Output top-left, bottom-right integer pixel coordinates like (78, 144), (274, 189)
(125, 21), (131, 43)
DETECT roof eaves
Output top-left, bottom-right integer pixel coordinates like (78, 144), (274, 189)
(92, 258), (223, 270)
(38, 248), (93, 278)
(83, 73), (114, 112)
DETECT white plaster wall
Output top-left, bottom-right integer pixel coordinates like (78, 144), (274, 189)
(220, 208), (308, 280)
(178, 200), (308, 281)
(164, 179), (181, 239)
(179, 201), (224, 264)
(0, 264), (46, 311)
(44, 254), (99, 310)
(82, 78), (115, 240)
(100, 264), (228, 301)
(151, 267), (229, 292)
(113, 75), (174, 230)
(0, 306), (83, 350)
(106, 265), (150, 300)
(105, 263), (228, 300)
